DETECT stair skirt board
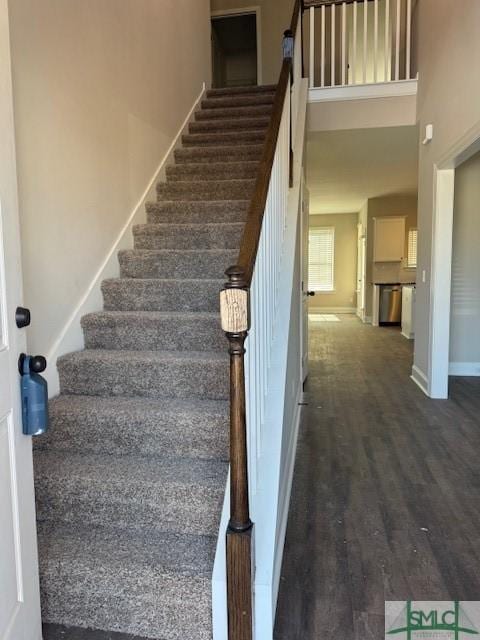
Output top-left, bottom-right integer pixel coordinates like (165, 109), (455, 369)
(34, 84), (276, 640)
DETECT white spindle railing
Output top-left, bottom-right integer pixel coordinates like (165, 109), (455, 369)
(245, 82), (290, 497)
(308, 0), (413, 89)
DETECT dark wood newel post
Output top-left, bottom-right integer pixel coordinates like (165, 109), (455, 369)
(220, 265), (254, 640)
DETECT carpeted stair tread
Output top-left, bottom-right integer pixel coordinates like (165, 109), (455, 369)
(57, 349), (229, 399)
(36, 395), (228, 459)
(35, 450), (228, 535)
(146, 200), (249, 224)
(166, 161), (259, 182)
(82, 310), (225, 351)
(118, 248), (237, 279)
(102, 278), (223, 312)
(175, 144), (264, 164)
(206, 84), (276, 97)
(35, 81), (277, 638)
(201, 93), (275, 109)
(156, 178), (256, 201)
(195, 104), (273, 121)
(37, 522), (215, 639)
(182, 129), (266, 147)
(189, 116), (270, 133)
(133, 222), (244, 250)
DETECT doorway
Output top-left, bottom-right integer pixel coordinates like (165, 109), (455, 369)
(428, 126), (480, 399)
(211, 8), (262, 89)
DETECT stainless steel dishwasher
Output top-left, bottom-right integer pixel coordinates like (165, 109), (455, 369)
(379, 285), (402, 325)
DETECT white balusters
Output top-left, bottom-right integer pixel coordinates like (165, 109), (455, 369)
(406, 0), (412, 79)
(307, 0), (414, 90)
(309, 6), (315, 88)
(395, 0), (401, 81)
(341, 3), (347, 86)
(245, 85), (290, 493)
(331, 3), (336, 86)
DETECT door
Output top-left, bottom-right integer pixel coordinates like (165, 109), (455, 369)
(300, 181), (310, 383)
(0, 2), (42, 638)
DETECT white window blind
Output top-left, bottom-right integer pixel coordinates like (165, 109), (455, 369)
(309, 227), (335, 291)
(407, 228), (418, 267)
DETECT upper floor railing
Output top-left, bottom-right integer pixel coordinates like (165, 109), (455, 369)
(305, 0), (414, 89)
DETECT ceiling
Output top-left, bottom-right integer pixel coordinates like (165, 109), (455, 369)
(306, 126), (419, 215)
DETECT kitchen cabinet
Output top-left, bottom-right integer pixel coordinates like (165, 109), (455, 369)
(373, 216), (405, 262)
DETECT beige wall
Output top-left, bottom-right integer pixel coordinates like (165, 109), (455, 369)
(9, 0), (211, 355)
(309, 213), (358, 311)
(413, 0), (480, 378)
(365, 194), (417, 316)
(210, 0), (292, 85)
(449, 151), (480, 367)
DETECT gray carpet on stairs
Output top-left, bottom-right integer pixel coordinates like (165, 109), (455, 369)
(33, 84), (274, 640)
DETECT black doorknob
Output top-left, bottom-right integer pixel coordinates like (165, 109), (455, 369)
(16, 307), (31, 328)
(18, 353), (47, 375)
(307, 291), (316, 297)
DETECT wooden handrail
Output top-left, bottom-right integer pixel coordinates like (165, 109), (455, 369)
(220, 1), (303, 639)
(236, 59), (291, 285)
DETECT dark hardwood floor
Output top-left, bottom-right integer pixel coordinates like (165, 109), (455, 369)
(274, 315), (480, 640)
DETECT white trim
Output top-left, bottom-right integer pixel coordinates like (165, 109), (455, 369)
(272, 391), (302, 605)
(43, 84), (207, 396)
(427, 119), (480, 399)
(211, 6), (263, 86)
(309, 306), (356, 314)
(363, 315), (372, 324)
(411, 364), (429, 396)
(449, 363), (480, 377)
(308, 78), (417, 103)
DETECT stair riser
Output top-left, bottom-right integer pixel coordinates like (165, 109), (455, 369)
(82, 316), (225, 351)
(157, 180), (255, 201)
(35, 475), (225, 537)
(174, 145), (264, 164)
(182, 131), (265, 147)
(166, 163), (259, 182)
(133, 225), (243, 250)
(102, 279), (223, 312)
(195, 105), (272, 121)
(189, 117), (270, 133)
(36, 403), (229, 459)
(58, 354), (229, 400)
(206, 84), (276, 98)
(118, 250), (236, 279)
(146, 202), (249, 224)
(201, 95), (275, 109)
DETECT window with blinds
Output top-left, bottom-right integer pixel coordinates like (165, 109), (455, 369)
(407, 228), (418, 268)
(309, 227), (335, 292)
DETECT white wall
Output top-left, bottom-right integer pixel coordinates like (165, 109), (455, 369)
(412, 0), (480, 382)
(449, 150), (480, 373)
(9, 0), (212, 356)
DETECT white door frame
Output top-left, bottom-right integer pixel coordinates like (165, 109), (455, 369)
(211, 6), (263, 86)
(428, 121), (480, 399)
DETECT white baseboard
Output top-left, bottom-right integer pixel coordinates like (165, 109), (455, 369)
(411, 364), (429, 396)
(401, 330), (415, 340)
(309, 306), (356, 314)
(44, 83), (207, 397)
(449, 362), (480, 377)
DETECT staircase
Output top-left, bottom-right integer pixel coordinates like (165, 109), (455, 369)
(33, 84), (276, 640)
